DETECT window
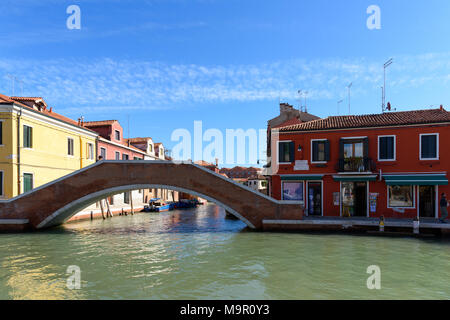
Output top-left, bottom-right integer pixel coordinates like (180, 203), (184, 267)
(0, 171), (3, 196)
(0, 121), (3, 145)
(115, 151), (120, 160)
(378, 136), (395, 161)
(122, 154), (129, 160)
(420, 133), (438, 160)
(282, 182), (304, 202)
(124, 192), (130, 204)
(87, 143), (94, 160)
(23, 125), (32, 148)
(115, 130), (120, 141)
(311, 140), (330, 162)
(134, 157), (140, 160)
(23, 173), (33, 193)
(388, 185), (414, 208)
(278, 141), (294, 163)
(67, 138), (74, 156)
(149, 144), (153, 152)
(100, 147), (106, 159)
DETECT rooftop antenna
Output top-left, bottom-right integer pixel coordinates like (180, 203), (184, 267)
(297, 90), (302, 112)
(382, 58), (393, 112)
(303, 91), (308, 113)
(16, 79), (24, 96)
(127, 114), (130, 139)
(347, 82), (352, 114)
(337, 99), (343, 115)
(6, 74), (15, 96)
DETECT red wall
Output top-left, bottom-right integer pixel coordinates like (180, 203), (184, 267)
(272, 123), (450, 219)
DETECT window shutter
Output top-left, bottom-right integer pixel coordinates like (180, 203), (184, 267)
(430, 135), (437, 158)
(324, 140), (330, 161)
(289, 141), (295, 162)
(278, 143), (284, 163)
(363, 138), (369, 158)
(387, 137), (393, 159)
(339, 139), (344, 159)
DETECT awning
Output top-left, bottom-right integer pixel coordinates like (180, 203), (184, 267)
(383, 174), (448, 186)
(333, 175), (377, 182)
(281, 175), (323, 181)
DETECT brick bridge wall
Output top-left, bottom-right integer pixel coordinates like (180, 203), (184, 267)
(0, 161), (303, 231)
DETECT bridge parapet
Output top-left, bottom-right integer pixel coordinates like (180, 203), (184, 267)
(0, 161), (304, 231)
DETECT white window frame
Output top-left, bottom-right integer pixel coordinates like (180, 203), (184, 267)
(67, 137), (75, 157)
(22, 172), (34, 194)
(277, 140), (293, 165)
(310, 139), (328, 164)
(387, 185), (416, 209)
(100, 147), (107, 160)
(87, 142), (94, 160)
(419, 133), (439, 160)
(281, 180), (305, 204)
(377, 135), (396, 161)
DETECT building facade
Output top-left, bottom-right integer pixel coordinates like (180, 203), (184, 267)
(269, 108), (450, 220)
(0, 94), (97, 199)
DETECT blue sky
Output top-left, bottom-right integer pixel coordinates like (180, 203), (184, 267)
(1, 0), (450, 166)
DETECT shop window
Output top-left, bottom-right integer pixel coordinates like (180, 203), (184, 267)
(282, 182), (304, 202)
(388, 185), (414, 208)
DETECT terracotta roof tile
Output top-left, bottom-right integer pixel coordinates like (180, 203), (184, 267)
(83, 120), (118, 127)
(278, 108), (450, 132)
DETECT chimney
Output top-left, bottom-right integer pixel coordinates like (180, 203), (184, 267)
(279, 103), (293, 115)
(440, 104), (444, 111)
(215, 158), (219, 167)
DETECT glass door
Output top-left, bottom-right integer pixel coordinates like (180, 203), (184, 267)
(307, 182), (322, 216)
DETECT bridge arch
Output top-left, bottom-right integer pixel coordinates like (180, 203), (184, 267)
(39, 183), (256, 229)
(0, 161), (303, 231)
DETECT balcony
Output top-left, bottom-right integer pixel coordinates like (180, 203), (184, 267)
(337, 157), (375, 172)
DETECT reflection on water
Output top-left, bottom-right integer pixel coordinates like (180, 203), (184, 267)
(0, 203), (449, 299)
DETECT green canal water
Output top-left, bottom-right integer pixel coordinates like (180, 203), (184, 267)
(0, 203), (449, 300)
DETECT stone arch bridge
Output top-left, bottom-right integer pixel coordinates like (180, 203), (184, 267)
(0, 161), (303, 232)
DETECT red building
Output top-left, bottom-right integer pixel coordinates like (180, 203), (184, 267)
(219, 166), (261, 179)
(269, 107), (450, 220)
(83, 120), (146, 160)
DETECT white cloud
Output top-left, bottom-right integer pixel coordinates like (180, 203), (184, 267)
(1, 52), (450, 114)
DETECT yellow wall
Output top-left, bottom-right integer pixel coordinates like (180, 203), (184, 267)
(0, 107), (97, 199)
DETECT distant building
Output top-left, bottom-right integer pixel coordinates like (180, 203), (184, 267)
(195, 159), (220, 173)
(219, 166), (261, 179)
(245, 175), (268, 195)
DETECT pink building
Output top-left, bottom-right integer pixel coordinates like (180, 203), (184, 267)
(83, 120), (146, 160)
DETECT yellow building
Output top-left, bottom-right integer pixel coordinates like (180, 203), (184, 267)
(0, 94), (98, 199)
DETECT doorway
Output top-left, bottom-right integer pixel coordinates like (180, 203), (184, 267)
(419, 185), (436, 218)
(341, 182), (367, 217)
(307, 182), (322, 216)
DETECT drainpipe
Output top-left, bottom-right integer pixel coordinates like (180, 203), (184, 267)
(17, 104), (22, 195)
(79, 136), (83, 169)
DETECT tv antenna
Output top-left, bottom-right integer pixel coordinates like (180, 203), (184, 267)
(382, 58), (393, 112)
(347, 82), (352, 114)
(337, 99), (343, 115)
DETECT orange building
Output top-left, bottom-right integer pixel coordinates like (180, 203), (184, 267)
(269, 107), (450, 220)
